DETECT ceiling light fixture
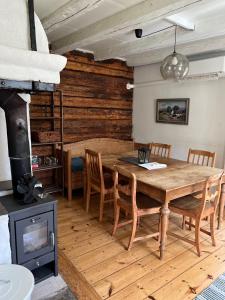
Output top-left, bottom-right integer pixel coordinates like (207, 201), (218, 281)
(160, 25), (189, 80)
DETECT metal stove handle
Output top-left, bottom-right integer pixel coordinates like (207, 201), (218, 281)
(50, 232), (55, 248)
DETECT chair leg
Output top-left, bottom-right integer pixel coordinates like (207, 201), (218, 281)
(99, 192), (105, 222)
(137, 216), (141, 228)
(158, 216), (161, 242)
(68, 184), (72, 208)
(112, 205), (120, 236)
(189, 217), (192, 231)
(210, 214), (216, 247)
(86, 183), (91, 212)
(83, 169), (87, 203)
(127, 215), (138, 251)
(195, 219), (201, 257)
(182, 216), (186, 230)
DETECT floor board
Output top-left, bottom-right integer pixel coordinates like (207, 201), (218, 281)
(57, 195), (225, 300)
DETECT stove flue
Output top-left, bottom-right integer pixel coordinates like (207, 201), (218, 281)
(0, 0), (66, 201)
(0, 91), (31, 198)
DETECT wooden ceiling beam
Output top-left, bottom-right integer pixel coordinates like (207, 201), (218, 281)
(51, 0), (203, 54)
(42, 0), (104, 34)
(165, 15), (195, 30)
(126, 35), (225, 66)
(93, 12), (225, 61)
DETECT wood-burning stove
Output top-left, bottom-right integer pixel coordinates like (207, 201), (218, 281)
(0, 0), (66, 283)
(0, 193), (58, 283)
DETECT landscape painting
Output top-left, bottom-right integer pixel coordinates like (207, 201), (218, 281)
(156, 98), (190, 125)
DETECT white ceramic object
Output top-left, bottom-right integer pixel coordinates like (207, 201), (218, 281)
(0, 215), (11, 264)
(0, 264), (34, 300)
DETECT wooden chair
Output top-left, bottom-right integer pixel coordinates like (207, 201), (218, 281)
(85, 149), (114, 222)
(169, 172), (223, 256)
(183, 148), (216, 228)
(149, 142), (171, 158)
(187, 148), (216, 167)
(112, 166), (161, 250)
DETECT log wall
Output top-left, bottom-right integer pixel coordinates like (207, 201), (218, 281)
(30, 50), (133, 186)
(31, 51), (133, 145)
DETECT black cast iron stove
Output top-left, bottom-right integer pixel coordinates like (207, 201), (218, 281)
(0, 89), (59, 284)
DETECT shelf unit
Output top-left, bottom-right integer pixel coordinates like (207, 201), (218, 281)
(30, 117), (62, 120)
(32, 165), (63, 173)
(30, 90), (64, 195)
(32, 142), (63, 146)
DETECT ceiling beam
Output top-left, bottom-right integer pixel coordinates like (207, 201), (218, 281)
(126, 35), (225, 66)
(165, 15), (195, 30)
(93, 12), (225, 61)
(51, 0), (203, 54)
(93, 26), (175, 60)
(42, 0), (104, 34)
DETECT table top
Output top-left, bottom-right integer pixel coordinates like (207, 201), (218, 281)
(102, 151), (224, 195)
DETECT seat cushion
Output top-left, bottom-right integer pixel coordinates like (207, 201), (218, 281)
(71, 157), (84, 172)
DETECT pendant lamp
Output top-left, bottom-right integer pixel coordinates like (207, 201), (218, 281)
(160, 26), (189, 80)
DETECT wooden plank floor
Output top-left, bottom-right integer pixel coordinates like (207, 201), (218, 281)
(57, 194), (225, 300)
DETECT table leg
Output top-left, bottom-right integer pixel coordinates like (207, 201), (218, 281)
(218, 183), (225, 229)
(160, 202), (170, 260)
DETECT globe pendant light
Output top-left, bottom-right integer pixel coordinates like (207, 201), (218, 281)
(160, 26), (189, 80)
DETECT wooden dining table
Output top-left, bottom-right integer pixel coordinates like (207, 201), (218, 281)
(101, 151), (225, 260)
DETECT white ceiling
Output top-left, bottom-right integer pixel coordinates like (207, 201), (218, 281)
(34, 0), (69, 19)
(34, 0), (225, 66)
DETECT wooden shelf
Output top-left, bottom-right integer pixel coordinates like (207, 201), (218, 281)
(30, 90), (64, 196)
(45, 185), (63, 194)
(31, 104), (60, 107)
(33, 165), (63, 172)
(30, 117), (62, 120)
(32, 142), (63, 146)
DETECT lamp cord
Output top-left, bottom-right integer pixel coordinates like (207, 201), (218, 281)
(174, 25), (177, 53)
(138, 24), (175, 39)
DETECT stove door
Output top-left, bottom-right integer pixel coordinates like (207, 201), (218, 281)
(15, 211), (54, 264)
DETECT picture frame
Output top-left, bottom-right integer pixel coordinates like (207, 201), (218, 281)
(156, 98), (190, 125)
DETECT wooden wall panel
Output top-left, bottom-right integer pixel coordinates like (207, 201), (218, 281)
(30, 50), (133, 146)
(30, 51), (133, 185)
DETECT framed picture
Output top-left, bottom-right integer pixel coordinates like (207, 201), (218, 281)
(156, 98), (190, 125)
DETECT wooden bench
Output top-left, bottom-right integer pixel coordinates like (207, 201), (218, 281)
(63, 138), (134, 203)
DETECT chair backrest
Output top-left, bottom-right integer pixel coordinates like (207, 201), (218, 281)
(199, 172), (223, 216)
(85, 149), (104, 189)
(114, 166), (137, 213)
(149, 142), (171, 158)
(187, 149), (216, 167)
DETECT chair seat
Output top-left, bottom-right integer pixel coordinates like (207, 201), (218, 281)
(137, 193), (161, 209)
(169, 195), (214, 217)
(118, 192), (161, 215)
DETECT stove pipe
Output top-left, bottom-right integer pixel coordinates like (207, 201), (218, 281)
(0, 90), (31, 197)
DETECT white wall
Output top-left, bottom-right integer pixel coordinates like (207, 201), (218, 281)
(0, 0), (49, 52)
(133, 63), (225, 168)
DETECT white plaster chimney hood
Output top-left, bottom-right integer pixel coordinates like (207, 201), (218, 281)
(0, 0), (67, 85)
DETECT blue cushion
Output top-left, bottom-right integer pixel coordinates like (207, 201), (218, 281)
(71, 157), (84, 172)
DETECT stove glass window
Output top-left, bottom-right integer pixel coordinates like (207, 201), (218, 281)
(23, 221), (48, 254)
